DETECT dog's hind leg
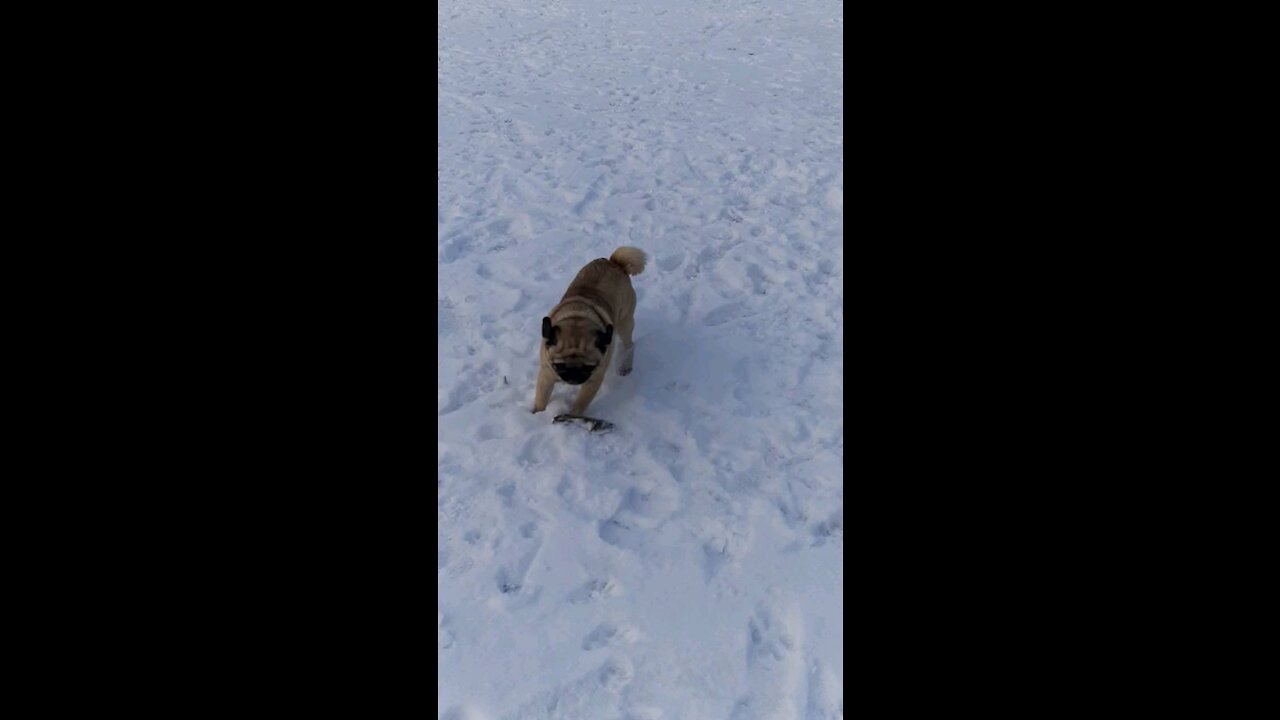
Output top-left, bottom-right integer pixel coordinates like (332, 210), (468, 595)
(616, 316), (635, 376)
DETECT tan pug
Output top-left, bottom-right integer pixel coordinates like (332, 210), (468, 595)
(532, 246), (646, 416)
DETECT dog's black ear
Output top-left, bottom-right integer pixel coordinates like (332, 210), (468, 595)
(542, 317), (558, 345)
(595, 324), (614, 353)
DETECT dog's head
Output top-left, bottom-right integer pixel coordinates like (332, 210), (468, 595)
(543, 316), (612, 385)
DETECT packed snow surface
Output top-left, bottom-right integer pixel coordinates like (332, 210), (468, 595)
(439, 0), (842, 717)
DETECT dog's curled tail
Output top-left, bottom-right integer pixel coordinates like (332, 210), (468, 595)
(609, 246), (646, 276)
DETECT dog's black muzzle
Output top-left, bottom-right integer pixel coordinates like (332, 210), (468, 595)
(553, 363), (597, 385)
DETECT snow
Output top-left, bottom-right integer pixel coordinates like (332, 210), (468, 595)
(438, 0), (842, 718)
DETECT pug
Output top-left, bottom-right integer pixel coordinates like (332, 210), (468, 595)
(532, 246), (646, 416)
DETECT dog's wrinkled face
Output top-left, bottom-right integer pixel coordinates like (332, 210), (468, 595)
(543, 317), (612, 385)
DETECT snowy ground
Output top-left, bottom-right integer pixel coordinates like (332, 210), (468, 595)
(438, 1), (842, 718)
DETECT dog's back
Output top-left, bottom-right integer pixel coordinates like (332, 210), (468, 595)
(560, 247), (646, 317)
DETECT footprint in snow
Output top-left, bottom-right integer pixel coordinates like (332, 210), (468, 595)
(439, 362), (499, 416)
(703, 302), (753, 326)
(730, 597), (805, 720)
(498, 657), (634, 720)
(812, 507), (843, 547)
(805, 659), (844, 720)
(657, 253), (684, 271)
(746, 263), (768, 295)
(582, 622), (639, 650)
(440, 706), (485, 720)
(699, 517), (750, 580)
(440, 233), (476, 264)
(598, 485), (679, 551)
(598, 656), (635, 692)
(569, 578), (623, 604)
(495, 522), (543, 595)
(519, 433), (561, 466)
(497, 482), (516, 504)
(438, 615), (455, 651)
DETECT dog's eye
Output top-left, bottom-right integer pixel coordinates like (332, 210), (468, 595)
(553, 363), (566, 371)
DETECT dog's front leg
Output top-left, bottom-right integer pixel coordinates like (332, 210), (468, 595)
(532, 364), (556, 413)
(616, 316), (635, 376)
